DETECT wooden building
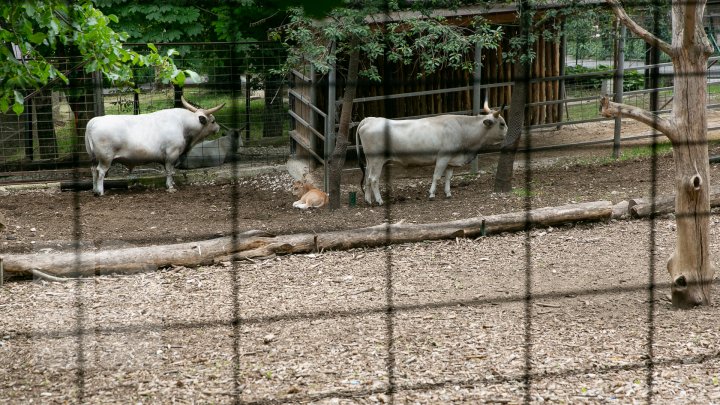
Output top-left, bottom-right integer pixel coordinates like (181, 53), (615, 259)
(288, 3), (568, 168)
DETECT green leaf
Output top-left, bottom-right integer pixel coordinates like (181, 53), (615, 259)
(147, 43), (157, 52)
(12, 101), (24, 115)
(28, 32), (46, 44)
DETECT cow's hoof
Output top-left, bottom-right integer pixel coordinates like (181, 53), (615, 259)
(445, 195), (452, 199)
(428, 195), (435, 201)
(167, 188), (178, 193)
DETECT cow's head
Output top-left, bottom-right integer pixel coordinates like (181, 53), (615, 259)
(181, 96), (225, 136)
(480, 100), (507, 147)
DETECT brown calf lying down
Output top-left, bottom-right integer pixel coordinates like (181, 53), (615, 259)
(292, 180), (329, 209)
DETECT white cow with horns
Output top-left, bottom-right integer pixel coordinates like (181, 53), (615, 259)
(85, 96), (225, 196)
(356, 101), (507, 205)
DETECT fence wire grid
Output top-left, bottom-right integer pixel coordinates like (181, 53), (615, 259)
(3, 2), (720, 405)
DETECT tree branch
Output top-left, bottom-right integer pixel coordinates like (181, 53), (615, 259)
(600, 96), (676, 140)
(605, 0), (674, 57)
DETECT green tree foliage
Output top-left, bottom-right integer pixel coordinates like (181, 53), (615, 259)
(0, 1), (192, 114)
(274, 1), (503, 83)
(92, 1), (212, 42)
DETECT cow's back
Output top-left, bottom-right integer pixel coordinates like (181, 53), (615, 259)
(358, 116), (454, 166)
(85, 109), (194, 165)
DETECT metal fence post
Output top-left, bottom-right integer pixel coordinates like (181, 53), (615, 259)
(471, 42), (482, 174)
(613, 23), (626, 159)
(324, 43), (337, 194)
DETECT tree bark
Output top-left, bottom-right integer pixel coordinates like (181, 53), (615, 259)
(494, 59), (530, 192)
(494, 0), (532, 193)
(2, 201), (613, 279)
(327, 46), (360, 210)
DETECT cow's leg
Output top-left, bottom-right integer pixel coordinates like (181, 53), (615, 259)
(363, 171), (373, 205)
(164, 162), (177, 192)
(444, 168), (454, 198)
(94, 161), (110, 196)
(366, 161), (385, 205)
(429, 158), (451, 200)
(364, 160), (385, 205)
(90, 163), (98, 194)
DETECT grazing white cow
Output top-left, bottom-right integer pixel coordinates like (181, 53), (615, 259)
(356, 102), (507, 205)
(85, 96), (225, 195)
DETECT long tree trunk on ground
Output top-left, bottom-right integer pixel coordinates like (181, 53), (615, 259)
(494, 0), (532, 193)
(327, 46), (360, 210)
(601, 0), (713, 308)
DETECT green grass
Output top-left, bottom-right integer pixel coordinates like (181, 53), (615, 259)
(512, 187), (538, 198)
(564, 142), (674, 167)
(619, 143), (673, 160)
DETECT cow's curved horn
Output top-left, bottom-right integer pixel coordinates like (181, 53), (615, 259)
(204, 103), (226, 115)
(483, 99), (491, 114)
(181, 96), (198, 112)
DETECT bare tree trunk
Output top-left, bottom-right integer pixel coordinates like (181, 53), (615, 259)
(602, 0), (714, 308)
(666, 53), (712, 308)
(327, 47), (360, 210)
(494, 0), (532, 193)
(494, 60), (530, 192)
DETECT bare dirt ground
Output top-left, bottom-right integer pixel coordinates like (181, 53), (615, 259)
(3, 117), (720, 403)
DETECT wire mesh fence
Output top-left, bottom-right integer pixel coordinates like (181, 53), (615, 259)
(0, 41), (290, 185)
(4, 3), (720, 404)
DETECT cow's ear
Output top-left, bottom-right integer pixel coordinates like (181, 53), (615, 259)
(483, 119), (494, 128)
(199, 115), (208, 125)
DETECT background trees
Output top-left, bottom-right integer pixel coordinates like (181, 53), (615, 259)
(0, 1), (189, 115)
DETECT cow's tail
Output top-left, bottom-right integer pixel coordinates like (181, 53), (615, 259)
(356, 119), (368, 190)
(84, 119), (96, 163)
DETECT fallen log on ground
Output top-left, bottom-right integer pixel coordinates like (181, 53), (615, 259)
(1, 201), (613, 279)
(627, 185), (720, 218)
